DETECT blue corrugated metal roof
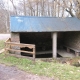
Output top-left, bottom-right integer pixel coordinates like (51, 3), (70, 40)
(10, 16), (80, 32)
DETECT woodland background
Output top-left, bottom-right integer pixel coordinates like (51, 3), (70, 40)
(0, 0), (80, 33)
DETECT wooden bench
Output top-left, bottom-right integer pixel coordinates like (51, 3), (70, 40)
(62, 45), (80, 57)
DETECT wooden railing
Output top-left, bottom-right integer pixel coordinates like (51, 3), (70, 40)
(5, 38), (36, 60)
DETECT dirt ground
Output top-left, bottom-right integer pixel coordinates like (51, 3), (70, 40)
(0, 64), (53, 80)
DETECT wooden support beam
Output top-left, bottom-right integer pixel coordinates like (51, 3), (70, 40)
(6, 48), (34, 54)
(52, 32), (57, 58)
(33, 47), (36, 61)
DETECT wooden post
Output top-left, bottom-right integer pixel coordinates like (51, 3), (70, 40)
(52, 32), (57, 58)
(33, 46), (36, 61)
(75, 52), (79, 57)
(67, 48), (70, 53)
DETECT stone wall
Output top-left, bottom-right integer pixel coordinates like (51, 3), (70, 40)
(11, 33), (20, 42)
(64, 31), (80, 50)
(11, 32), (20, 54)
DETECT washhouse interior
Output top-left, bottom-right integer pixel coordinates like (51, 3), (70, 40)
(20, 32), (64, 58)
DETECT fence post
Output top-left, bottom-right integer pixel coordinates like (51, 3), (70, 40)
(33, 46), (36, 61)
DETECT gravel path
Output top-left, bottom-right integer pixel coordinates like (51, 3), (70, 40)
(0, 64), (53, 80)
(0, 34), (11, 40)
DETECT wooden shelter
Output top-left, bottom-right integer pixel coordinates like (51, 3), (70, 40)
(7, 16), (80, 58)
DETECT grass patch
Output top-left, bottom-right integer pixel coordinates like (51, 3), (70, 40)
(0, 40), (80, 80)
(0, 54), (80, 80)
(0, 40), (5, 50)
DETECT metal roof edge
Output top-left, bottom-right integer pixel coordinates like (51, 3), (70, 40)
(10, 16), (77, 19)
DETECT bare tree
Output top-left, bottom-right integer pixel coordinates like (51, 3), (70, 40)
(10, 0), (17, 15)
(0, 0), (10, 33)
(23, 0), (26, 15)
(73, 0), (80, 18)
